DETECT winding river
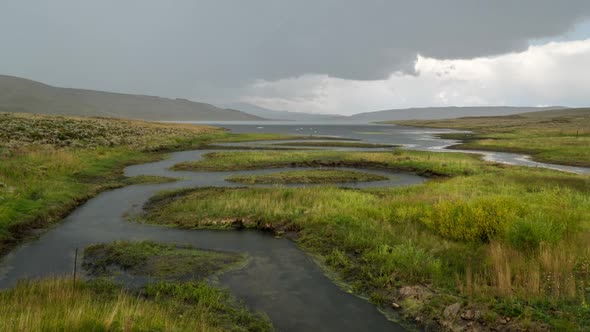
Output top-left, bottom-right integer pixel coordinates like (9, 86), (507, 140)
(0, 123), (588, 332)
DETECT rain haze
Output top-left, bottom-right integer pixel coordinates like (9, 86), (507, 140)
(2, 1), (590, 115)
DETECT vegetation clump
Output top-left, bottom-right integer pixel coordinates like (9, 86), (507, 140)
(226, 169), (389, 184)
(0, 112), (220, 150)
(83, 240), (245, 280)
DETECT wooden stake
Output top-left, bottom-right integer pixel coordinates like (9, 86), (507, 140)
(73, 247), (78, 287)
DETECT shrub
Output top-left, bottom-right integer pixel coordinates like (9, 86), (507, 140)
(505, 215), (561, 252)
(363, 241), (443, 284)
(425, 196), (522, 242)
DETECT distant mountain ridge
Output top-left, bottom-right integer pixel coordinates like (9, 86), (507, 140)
(0, 75), (570, 123)
(226, 103), (566, 123)
(222, 102), (347, 122)
(0, 75), (262, 121)
(346, 106), (567, 122)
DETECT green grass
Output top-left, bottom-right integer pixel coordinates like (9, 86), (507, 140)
(0, 278), (273, 332)
(144, 163), (590, 330)
(123, 175), (178, 185)
(226, 169), (389, 184)
(271, 141), (397, 148)
(390, 108), (590, 167)
(172, 150), (483, 177)
(84, 241), (245, 279)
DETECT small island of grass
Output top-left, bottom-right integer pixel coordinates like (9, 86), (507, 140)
(226, 169), (389, 184)
(83, 240), (245, 280)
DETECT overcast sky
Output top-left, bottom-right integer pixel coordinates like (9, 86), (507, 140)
(2, 1), (590, 115)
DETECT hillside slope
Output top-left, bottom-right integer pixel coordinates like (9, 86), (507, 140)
(0, 75), (262, 121)
(225, 102), (347, 121)
(348, 106), (565, 122)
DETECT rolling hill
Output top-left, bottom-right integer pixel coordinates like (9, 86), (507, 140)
(0, 75), (262, 121)
(223, 102), (347, 122)
(347, 106), (566, 122)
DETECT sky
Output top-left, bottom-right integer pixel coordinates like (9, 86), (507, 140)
(1, 1), (590, 115)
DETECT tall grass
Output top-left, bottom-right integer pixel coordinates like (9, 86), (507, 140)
(0, 278), (272, 332)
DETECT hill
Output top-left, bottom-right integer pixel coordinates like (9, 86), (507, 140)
(348, 106), (565, 122)
(0, 75), (262, 121)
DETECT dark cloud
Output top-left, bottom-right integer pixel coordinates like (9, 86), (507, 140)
(1, 0), (589, 101)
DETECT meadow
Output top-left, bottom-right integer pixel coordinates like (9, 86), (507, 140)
(391, 108), (590, 167)
(148, 150), (590, 331)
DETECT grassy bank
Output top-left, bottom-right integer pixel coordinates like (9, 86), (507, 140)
(172, 150), (483, 177)
(389, 108), (590, 167)
(226, 169), (389, 184)
(0, 277), (272, 332)
(84, 241), (245, 280)
(146, 156), (590, 330)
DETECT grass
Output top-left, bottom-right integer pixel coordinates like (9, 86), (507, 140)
(0, 278), (273, 331)
(390, 108), (590, 167)
(226, 169), (389, 184)
(145, 156), (590, 330)
(123, 175), (178, 185)
(0, 113), (307, 255)
(172, 150), (484, 177)
(271, 141), (397, 148)
(83, 241), (245, 280)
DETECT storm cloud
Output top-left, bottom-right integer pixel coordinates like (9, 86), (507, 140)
(1, 1), (590, 108)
